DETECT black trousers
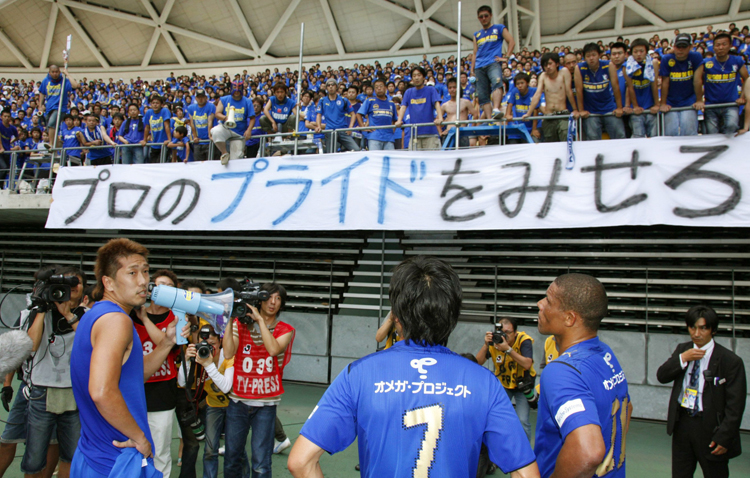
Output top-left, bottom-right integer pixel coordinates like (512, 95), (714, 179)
(672, 408), (729, 478)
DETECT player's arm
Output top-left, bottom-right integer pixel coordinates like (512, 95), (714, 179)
(375, 311), (394, 343)
(510, 462), (541, 478)
(89, 312), (152, 457)
(26, 311), (47, 352)
(550, 424), (605, 478)
(222, 319), (239, 360)
(142, 319), (182, 381)
(693, 65), (705, 111)
(476, 332), (493, 365)
(524, 76), (544, 118)
(471, 37), (478, 76)
(574, 66), (587, 116)
(655, 345), (687, 384)
(608, 63), (623, 113)
(288, 435), (326, 478)
(659, 77), (671, 112)
(248, 306), (293, 356)
(502, 28), (515, 60)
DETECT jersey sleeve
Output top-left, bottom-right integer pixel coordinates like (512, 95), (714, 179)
(541, 361), (600, 440)
(659, 58), (670, 77)
(299, 367), (357, 454)
(483, 378), (537, 473)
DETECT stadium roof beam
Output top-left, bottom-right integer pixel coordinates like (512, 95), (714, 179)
(57, 4), (110, 68)
(319, 0), (346, 56)
(228, 0), (261, 56)
(0, 26), (31, 69)
(39, 2), (58, 69)
(139, 0), (186, 66)
(260, 0), (302, 56)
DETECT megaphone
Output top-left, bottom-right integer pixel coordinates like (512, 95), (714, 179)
(224, 106), (237, 129)
(150, 285), (235, 345)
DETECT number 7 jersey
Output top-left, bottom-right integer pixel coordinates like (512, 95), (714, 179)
(300, 341), (536, 478)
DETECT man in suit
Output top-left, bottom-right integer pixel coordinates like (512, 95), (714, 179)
(657, 305), (747, 478)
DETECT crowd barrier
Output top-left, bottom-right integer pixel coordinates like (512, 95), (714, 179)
(0, 102), (740, 194)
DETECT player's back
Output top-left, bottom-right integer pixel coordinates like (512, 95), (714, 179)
(301, 340), (535, 478)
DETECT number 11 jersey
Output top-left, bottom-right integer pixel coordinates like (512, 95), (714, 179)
(300, 341), (536, 477)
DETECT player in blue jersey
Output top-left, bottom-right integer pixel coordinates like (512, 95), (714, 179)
(694, 32), (749, 135)
(535, 274), (632, 478)
(288, 256), (539, 478)
(471, 5), (515, 121)
(574, 43), (625, 141)
(622, 38), (660, 138)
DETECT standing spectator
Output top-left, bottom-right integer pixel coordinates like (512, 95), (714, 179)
(144, 95), (171, 162)
(39, 65), (80, 149)
(222, 283), (295, 478)
(118, 103), (147, 165)
(186, 89), (215, 162)
(660, 33), (704, 136)
(534, 273), (632, 478)
(245, 98), (265, 159)
(356, 78), (398, 151)
(0, 108), (17, 187)
(211, 81), (256, 165)
(471, 5), (514, 120)
(80, 113), (116, 166)
(505, 73), (540, 142)
(395, 67), (443, 150)
(657, 306), (746, 478)
(441, 77), (475, 147)
(168, 125), (190, 163)
(575, 43), (625, 140)
(316, 79), (360, 153)
(623, 38), (660, 138)
(58, 114), (84, 165)
(694, 32), (749, 134)
(524, 53), (578, 143)
(475, 317), (537, 441)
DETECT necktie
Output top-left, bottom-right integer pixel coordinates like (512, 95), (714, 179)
(689, 358), (701, 416)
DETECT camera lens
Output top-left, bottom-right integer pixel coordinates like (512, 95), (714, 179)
(50, 287), (66, 301)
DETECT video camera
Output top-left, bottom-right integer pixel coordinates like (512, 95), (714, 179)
(29, 270), (79, 311)
(232, 279), (270, 324)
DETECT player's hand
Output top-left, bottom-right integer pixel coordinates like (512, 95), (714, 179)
(521, 113), (530, 121)
(580, 110), (591, 119)
(272, 122), (278, 133)
(394, 120), (403, 128)
(1, 386), (12, 412)
(195, 349), (214, 368)
(613, 108), (623, 118)
(484, 331), (494, 345)
(660, 104), (671, 113)
(495, 336), (511, 352)
(572, 111), (581, 119)
(736, 128), (749, 136)
(54, 300), (72, 318)
(737, 96), (747, 106)
(623, 107), (634, 115)
(709, 441), (727, 455)
(193, 136), (200, 143)
(681, 348), (706, 362)
(633, 107), (644, 115)
(243, 129), (253, 140)
(692, 101), (705, 112)
(184, 344), (197, 360)
(113, 434), (152, 459)
(649, 105), (660, 115)
(434, 117), (442, 125)
(531, 129), (541, 139)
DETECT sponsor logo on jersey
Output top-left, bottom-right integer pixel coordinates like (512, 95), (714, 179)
(555, 398), (586, 427)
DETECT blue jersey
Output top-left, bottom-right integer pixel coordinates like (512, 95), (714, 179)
(298, 103), (317, 133)
(219, 95), (255, 135)
(119, 117), (145, 144)
(40, 76), (73, 113)
(402, 86), (440, 136)
(535, 337), (630, 478)
(186, 102), (215, 139)
(358, 97), (398, 142)
(172, 136), (189, 161)
(144, 107), (171, 149)
(300, 341), (535, 478)
(702, 56), (745, 104)
(475, 24), (507, 68)
(60, 124), (83, 158)
(615, 65), (627, 107)
(246, 116), (263, 147)
(0, 122), (17, 151)
(629, 61), (656, 109)
(508, 86), (537, 132)
(71, 301), (154, 476)
(659, 52), (704, 107)
(318, 94), (353, 130)
(579, 60), (616, 114)
(268, 96), (296, 124)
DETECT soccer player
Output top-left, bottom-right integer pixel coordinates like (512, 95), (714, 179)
(288, 256), (539, 478)
(535, 273), (632, 478)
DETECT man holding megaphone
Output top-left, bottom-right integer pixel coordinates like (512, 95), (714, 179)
(222, 283), (295, 478)
(210, 81), (256, 166)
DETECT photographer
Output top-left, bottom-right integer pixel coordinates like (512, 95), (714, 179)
(222, 283), (295, 478)
(21, 265), (86, 478)
(129, 269), (184, 478)
(476, 317), (537, 441)
(180, 326), (250, 478)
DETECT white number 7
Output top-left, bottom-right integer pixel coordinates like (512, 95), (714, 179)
(403, 403), (444, 478)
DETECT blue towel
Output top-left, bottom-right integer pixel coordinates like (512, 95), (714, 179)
(108, 448), (161, 478)
(625, 55), (655, 82)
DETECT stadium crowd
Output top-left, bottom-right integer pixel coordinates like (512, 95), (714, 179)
(0, 13), (749, 183)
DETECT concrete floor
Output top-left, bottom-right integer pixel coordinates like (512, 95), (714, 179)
(1, 381), (749, 477)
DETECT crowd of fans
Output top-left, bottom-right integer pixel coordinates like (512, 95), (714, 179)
(0, 17), (748, 187)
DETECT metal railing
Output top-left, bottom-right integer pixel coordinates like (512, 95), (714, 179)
(1, 102), (742, 193)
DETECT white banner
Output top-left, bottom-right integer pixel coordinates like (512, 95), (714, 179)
(46, 135), (750, 231)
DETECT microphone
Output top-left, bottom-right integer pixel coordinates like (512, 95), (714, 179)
(0, 330), (33, 377)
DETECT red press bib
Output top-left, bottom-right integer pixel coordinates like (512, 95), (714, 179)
(134, 311), (179, 383)
(233, 320), (295, 400)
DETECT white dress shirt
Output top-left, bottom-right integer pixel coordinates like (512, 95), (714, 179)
(679, 339), (715, 412)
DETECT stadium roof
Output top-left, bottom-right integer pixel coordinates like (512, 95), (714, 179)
(0, 0), (748, 77)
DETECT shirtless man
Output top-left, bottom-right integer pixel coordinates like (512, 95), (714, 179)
(523, 52), (578, 142)
(441, 77), (477, 147)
